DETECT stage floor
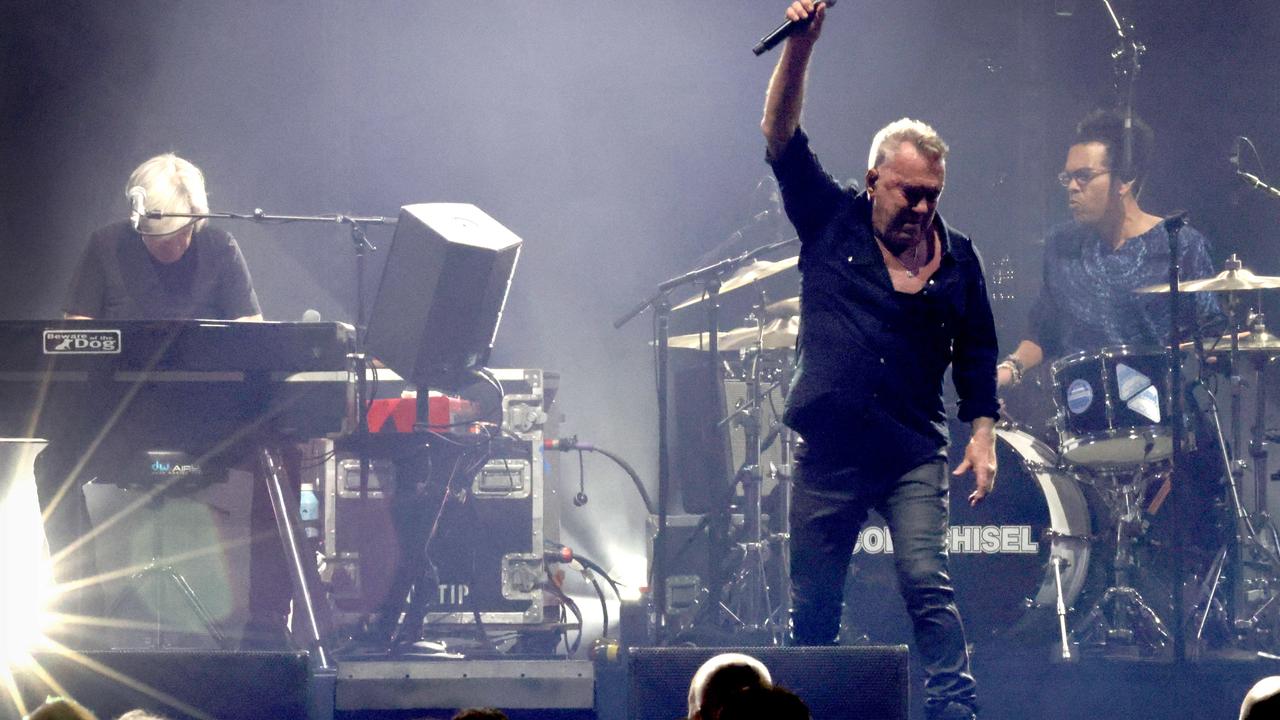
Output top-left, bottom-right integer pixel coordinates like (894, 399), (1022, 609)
(10, 646), (1278, 719)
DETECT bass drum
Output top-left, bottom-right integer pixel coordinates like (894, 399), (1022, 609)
(840, 425), (1099, 648)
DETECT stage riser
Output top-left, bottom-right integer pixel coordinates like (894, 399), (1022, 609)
(335, 659), (594, 711)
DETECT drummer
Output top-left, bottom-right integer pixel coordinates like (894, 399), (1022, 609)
(997, 109), (1221, 388)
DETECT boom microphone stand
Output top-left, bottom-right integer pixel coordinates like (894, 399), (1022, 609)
(1163, 210), (1191, 661)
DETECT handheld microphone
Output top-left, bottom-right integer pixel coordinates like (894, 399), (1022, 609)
(753, 0), (835, 56)
(127, 186), (147, 232)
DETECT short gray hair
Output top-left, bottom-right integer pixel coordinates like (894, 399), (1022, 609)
(868, 117), (948, 170)
(125, 153), (209, 235)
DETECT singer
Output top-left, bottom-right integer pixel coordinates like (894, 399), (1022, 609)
(760, 3), (997, 719)
(32, 153), (298, 650)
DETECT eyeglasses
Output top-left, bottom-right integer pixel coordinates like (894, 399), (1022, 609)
(1057, 169), (1111, 188)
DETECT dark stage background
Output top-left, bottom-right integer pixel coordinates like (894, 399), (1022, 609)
(1, 0), (1278, 623)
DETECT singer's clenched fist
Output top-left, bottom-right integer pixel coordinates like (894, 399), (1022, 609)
(784, 0), (828, 44)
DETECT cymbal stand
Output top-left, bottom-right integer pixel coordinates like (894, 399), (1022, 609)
(716, 307), (776, 638)
(1186, 373), (1253, 647)
(1071, 466), (1172, 654)
(772, 358), (795, 640)
(1186, 306), (1280, 652)
(1246, 313), (1280, 549)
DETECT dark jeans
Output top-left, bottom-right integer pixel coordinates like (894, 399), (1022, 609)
(33, 442), (293, 647)
(790, 448), (977, 716)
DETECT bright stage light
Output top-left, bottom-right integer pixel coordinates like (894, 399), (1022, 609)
(606, 549), (649, 603)
(0, 440), (56, 667)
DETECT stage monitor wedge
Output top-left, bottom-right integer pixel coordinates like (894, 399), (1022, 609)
(365, 203), (521, 391)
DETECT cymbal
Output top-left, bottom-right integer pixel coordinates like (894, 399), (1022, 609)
(667, 316), (799, 352)
(671, 255), (799, 310)
(1183, 330), (1280, 354)
(1135, 267), (1280, 294)
(764, 296), (800, 317)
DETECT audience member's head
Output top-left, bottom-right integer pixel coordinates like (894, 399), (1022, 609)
(116, 711), (169, 720)
(717, 685), (810, 720)
(1241, 676), (1280, 720)
(687, 652), (773, 720)
(25, 697), (97, 720)
(451, 709), (507, 720)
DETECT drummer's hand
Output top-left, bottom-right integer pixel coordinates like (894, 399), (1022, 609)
(996, 365), (1014, 388)
(954, 417), (997, 506)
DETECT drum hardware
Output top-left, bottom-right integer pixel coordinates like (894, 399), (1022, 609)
(1093, 244), (1268, 659)
(1185, 320), (1280, 653)
(1070, 462), (1173, 654)
(1051, 556), (1074, 660)
(706, 302), (794, 641)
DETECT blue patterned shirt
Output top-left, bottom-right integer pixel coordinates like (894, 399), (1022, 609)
(1028, 220), (1221, 359)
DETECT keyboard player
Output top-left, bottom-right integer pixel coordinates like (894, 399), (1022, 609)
(34, 153), (291, 648)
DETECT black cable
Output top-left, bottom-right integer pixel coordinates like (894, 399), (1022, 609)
(573, 449), (588, 506)
(545, 541), (624, 604)
(543, 565), (584, 656)
(547, 440), (655, 516)
(574, 559), (609, 639)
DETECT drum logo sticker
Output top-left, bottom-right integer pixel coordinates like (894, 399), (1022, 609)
(1116, 362), (1161, 423)
(1066, 379), (1093, 414)
(43, 329), (121, 354)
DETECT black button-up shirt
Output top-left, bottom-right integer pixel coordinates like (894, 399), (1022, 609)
(770, 130), (1000, 476)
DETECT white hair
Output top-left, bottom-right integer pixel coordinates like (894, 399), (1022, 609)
(1241, 676), (1280, 720)
(124, 153), (209, 235)
(687, 652), (773, 719)
(867, 117), (949, 170)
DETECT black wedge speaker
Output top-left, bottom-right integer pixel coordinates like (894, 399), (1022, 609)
(365, 203), (521, 391)
(602, 645), (910, 720)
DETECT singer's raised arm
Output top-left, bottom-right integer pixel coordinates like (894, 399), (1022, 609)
(761, 1), (827, 160)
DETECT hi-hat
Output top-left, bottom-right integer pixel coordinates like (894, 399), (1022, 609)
(1184, 330), (1280, 354)
(667, 316), (799, 352)
(1135, 255), (1280, 293)
(671, 256), (799, 310)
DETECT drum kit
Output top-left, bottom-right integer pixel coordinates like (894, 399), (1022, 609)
(664, 253), (800, 643)
(1009, 252), (1280, 659)
(659, 246), (1280, 659)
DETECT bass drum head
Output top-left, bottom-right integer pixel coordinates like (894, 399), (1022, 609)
(840, 424), (1104, 649)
